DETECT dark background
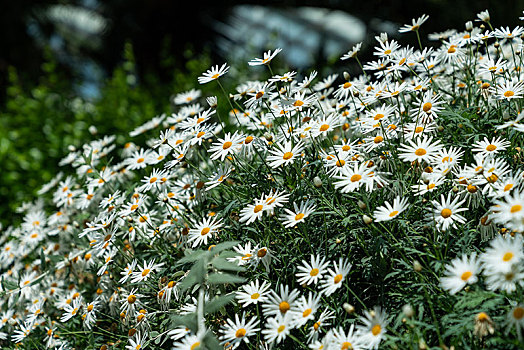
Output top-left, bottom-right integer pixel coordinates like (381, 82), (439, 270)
(2, 0), (524, 104)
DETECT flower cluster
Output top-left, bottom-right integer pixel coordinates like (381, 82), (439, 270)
(1, 8), (524, 350)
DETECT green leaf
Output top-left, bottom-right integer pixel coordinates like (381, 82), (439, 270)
(207, 272), (245, 285)
(178, 259), (205, 292)
(48, 255), (63, 263)
(2, 278), (18, 291)
(171, 270), (186, 279)
(176, 250), (208, 266)
(204, 294), (236, 315)
(223, 199), (238, 214)
(210, 257), (245, 272)
(208, 241), (240, 254)
(203, 332), (221, 350)
(40, 248), (47, 271)
(150, 331), (159, 338)
(170, 313), (198, 333)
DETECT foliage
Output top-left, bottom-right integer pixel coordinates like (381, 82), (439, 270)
(0, 43), (212, 227)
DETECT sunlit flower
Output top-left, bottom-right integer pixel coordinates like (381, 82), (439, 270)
(198, 63), (229, 84)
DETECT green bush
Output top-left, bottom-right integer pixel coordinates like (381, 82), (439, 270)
(0, 43), (213, 227)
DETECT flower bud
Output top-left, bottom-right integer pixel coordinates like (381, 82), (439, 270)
(402, 304), (414, 318)
(363, 214), (373, 225)
(343, 303), (355, 314)
(357, 200), (367, 210)
(206, 96), (218, 109)
(313, 176), (323, 188)
(343, 72), (351, 80)
(465, 21), (473, 32)
(413, 260), (422, 272)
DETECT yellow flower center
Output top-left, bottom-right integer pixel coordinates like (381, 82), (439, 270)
(504, 90), (515, 97)
(211, 74), (219, 79)
(319, 124), (330, 131)
(510, 205), (522, 213)
(251, 293), (260, 300)
(467, 184), (478, 193)
(141, 269), (150, 277)
(389, 210), (399, 217)
(310, 268), (319, 276)
(427, 183), (435, 190)
(303, 308), (312, 317)
(513, 307), (524, 320)
(441, 208), (452, 218)
(235, 328), (246, 338)
(279, 301), (290, 313)
(350, 174), (362, 182)
(190, 342), (201, 350)
(415, 126), (424, 133)
(422, 102), (432, 112)
(127, 295), (136, 304)
(256, 91), (264, 99)
(503, 252), (514, 262)
(254, 205), (263, 213)
(486, 144), (497, 152)
(415, 148), (427, 156)
(282, 152), (294, 160)
(477, 312), (489, 321)
(277, 325), (286, 333)
(487, 174), (498, 183)
(336, 159), (345, 167)
(371, 324), (382, 336)
(461, 271), (473, 281)
(137, 158), (145, 164)
(222, 141), (232, 150)
(374, 136), (384, 144)
(504, 184), (514, 192)
(337, 341), (352, 350)
(197, 131), (205, 138)
(334, 274), (343, 284)
(295, 213), (305, 221)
